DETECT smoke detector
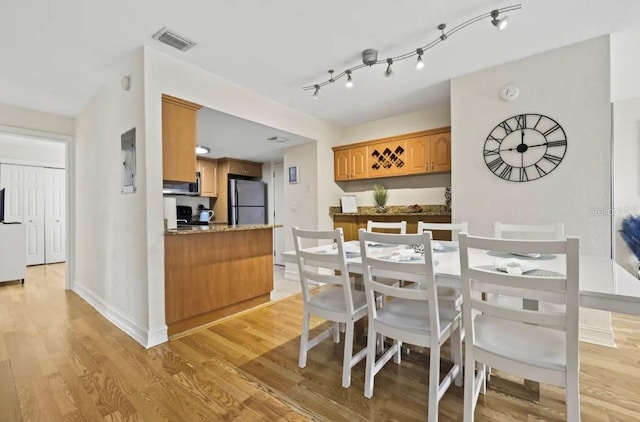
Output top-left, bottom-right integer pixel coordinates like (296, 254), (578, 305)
(152, 27), (196, 52)
(267, 136), (290, 143)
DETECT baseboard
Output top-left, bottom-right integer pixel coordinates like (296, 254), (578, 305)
(73, 281), (168, 348)
(284, 269), (299, 281)
(579, 324), (616, 348)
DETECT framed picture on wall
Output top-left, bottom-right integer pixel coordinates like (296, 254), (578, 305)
(288, 166), (299, 184)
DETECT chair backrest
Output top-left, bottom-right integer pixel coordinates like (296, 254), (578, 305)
(458, 233), (579, 370)
(366, 220), (407, 234)
(292, 227), (357, 314)
(494, 222), (565, 240)
(358, 228), (440, 336)
(417, 221), (468, 240)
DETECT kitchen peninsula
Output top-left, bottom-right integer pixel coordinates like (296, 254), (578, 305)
(164, 224), (279, 336)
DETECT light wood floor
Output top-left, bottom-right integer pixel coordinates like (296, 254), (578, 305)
(1, 264), (640, 421)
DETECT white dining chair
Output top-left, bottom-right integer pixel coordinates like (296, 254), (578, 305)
(417, 221), (469, 309)
(494, 222), (565, 240)
(458, 233), (580, 422)
(418, 221), (468, 241)
(359, 229), (463, 421)
(366, 220), (407, 234)
(292, 227), (368, 388)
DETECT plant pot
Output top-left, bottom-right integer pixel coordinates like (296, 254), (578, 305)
(375, 206), (387, 213)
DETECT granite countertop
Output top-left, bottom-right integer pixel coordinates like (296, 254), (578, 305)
(330, 205), (451, 217)
(165, 224), (282, 235)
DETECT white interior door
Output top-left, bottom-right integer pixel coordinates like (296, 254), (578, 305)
(23, 166), (45, 266)
(45, 168), (65, 263)
(273, 163), (285, 266)
(0, 164), (24, 222)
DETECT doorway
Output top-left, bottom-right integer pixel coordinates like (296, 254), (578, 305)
(273, 162), (285, 265)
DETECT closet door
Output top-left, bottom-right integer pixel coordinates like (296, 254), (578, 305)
(23, 166), (45, 266)
(45, 168), (65, 263)
(0, 164), (24, 222)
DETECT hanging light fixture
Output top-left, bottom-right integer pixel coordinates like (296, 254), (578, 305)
(195, 145), (210, 155)
(345, 70), (354, 88)
(491, 9), (509, 31)
(302, 4), (522, 98)
(415, 48), (425, 70)
(384, 58), (394, 77)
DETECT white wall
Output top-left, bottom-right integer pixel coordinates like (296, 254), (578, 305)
(143, 47), (341, 345)
(611, 27), (640, 102)
(73, 49), (153, 346)
(451, 36), (614, 346)
(337, 105), (451, 207)
(452, 36), (611, 256)
(0, 133), (65, 168)
(0, 103), (75, 136)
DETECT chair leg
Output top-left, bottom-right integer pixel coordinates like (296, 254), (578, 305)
(428, 347), (441, 422)
(333, 322), (340, 343)
(364, 326), (377, 399)
(464, 353), (477, 422)
(342, 322), (355, 388)
(393, 340), (402, 364)
(478, 363), (487, 395)
(565, 372), (580, 422)
(451, 325), (463, 387)
(299, 311), (310, 368)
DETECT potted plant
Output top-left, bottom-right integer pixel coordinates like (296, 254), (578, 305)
(620, 215), (640, 268)
(373, 184), (388, 213)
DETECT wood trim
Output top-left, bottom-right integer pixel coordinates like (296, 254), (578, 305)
(332, 127), (451, 151)
(161, 94), (202, 110)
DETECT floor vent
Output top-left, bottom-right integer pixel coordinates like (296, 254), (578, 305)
(152, 27), (196, 52)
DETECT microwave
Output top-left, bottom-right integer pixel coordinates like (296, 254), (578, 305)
(162, 173), (200, 196)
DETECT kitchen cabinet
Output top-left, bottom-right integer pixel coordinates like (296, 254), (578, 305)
(227, 159), (262, 178)
(162, 94), (201, 183)
(213, 158), (263, 223)
(197, 158), (218, 197)
(406, 132), (451, 174)
(334, 145), (368, 181)
(332, 127), (451, 181)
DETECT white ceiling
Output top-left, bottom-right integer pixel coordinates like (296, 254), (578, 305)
(197, 107), (312, 163)
(1, 0), (640, 126)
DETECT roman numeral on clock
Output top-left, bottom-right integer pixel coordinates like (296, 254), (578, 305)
(543, 124), (562, 137)
(483, 148), (500, 157)
(542, 153), (563, 165)
(515, 114), (526, 129)
(499, 165), (513, 180)
(487, 157), (504, 172)
(546, 139), (567, 148)
(499, 121), (514, 135)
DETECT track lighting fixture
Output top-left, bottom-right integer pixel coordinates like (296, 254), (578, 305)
(415, 48), (425, 70)
(491, 9), (509, 31)
(345, 70), (354, 88)
(302, 4), (522, 97)
(384, 58), (394, 77)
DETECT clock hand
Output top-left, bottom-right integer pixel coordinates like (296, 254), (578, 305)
(500, 142), (550, 152)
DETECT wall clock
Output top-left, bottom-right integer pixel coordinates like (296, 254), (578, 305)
(483, 113), (567, 182)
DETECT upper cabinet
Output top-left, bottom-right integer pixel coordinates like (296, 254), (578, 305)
(197, 158), (218, 198)
(162, 94), (202, 183)
(227, 159), (262, 178)
(406, 132), (451, 174)
(334, 146), (368, 181)
(333, 127), (451, 181)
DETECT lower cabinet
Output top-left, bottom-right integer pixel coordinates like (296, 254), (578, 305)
(333, 215), (452, 241)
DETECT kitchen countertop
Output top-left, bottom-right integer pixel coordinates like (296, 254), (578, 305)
(330, 205), (451, 217)
(165, 224), (282, 235)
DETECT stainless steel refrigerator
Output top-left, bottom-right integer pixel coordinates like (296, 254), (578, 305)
(229, 179), (267, 225)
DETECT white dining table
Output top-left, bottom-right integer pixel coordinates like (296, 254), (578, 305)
(281, 240), (640, 316)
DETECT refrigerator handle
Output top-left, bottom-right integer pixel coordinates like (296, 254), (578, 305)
(234, 190), (239, 224)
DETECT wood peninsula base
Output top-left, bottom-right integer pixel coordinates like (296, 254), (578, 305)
(164, 226), (275, 336)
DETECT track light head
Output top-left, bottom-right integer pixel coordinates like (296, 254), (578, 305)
(416, 48), (425, 70)
(384, 58), (394, 77)
(312, 85), (320, 100)
(345, 70), (354, 88)
(491, 10), (509, 31)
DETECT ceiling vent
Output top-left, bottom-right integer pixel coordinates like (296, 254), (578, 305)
(267, 136), (290, 143)
(152, 27), (196, 52)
